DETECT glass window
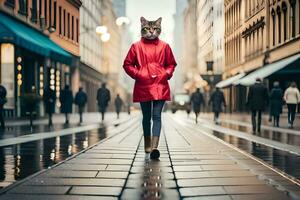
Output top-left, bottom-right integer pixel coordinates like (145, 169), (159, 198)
(53, 1), (57, 28)
(63, 9), (66, 36)
(18, 0), (28, 15)
(72, 16), (74, 40)
(59, 6), (62, 35)
(1, 43), (15, 109)
(67, 13), (70, 38)
(5, 0), (15, 8)
(31, 0), (37, 23)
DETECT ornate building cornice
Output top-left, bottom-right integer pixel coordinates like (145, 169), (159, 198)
(242, 17), (265, 37)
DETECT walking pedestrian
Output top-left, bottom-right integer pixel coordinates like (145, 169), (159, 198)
(0, 85), (7, 130)
(269, 82), (283, 127)
(60, 85), (73, 124)
(284, 82), (300, 129)
(74, 87), (87, 124)
(190, 88), (205, 123)
(247, 78), (269, 133)
(114, 94), (123, 119)
(209, 87), (226, 124)
(43, 87), (56, 126)
(97, 83), (111, 121)
(123, 17), (176, 159)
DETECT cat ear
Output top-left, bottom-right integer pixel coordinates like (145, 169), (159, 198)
(140, 17), (147, 25)
(155, 17), (162, 25)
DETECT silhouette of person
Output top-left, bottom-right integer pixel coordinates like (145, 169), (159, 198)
(97, 83), (111, 121)
(75, 87), (87, 124)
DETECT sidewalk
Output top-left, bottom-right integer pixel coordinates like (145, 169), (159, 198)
(0, 112), (130, 140)
(217, 112), (300, 131)
(0, 114), (298, 199)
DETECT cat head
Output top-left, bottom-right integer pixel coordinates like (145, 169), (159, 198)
(140, 17), (162, 40)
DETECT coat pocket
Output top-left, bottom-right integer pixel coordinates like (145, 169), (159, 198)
(136, 67), (154, 85)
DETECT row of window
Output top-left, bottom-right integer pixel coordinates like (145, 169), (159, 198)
(270, 0), (299, 46)
(245, 0), (265, 18)
(225, 36), (241, 66)
(5, 0), (79, 43)
(225, 0), (241, 35)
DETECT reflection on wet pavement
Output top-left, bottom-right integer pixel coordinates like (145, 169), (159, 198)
(212, 131), (300, 179)
(141, 160), (163, 199)
(0, 127), (107, 188)
(220, 122), (300, 146)
(0, 124), (77, 140)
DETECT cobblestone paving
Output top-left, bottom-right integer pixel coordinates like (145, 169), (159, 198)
(0, 114), (299, 200)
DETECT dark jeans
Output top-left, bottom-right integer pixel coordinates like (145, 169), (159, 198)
(287, 104), (297, 125)
(140, 100), (165, 137)
(79, 107), (84, 123)
(273, 115), (280, 127)
(251, 110), (262, 132)
(99, 106), (107, 121)
(0, 107), (4, 129)
(214, 112), (220, 122)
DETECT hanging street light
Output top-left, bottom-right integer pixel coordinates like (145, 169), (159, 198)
(101, 32), (111, 42)
(116, 16), (130, 26)
(96, 25), (108, 35)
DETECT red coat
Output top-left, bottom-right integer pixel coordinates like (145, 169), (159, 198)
(123, 38), (177, 102)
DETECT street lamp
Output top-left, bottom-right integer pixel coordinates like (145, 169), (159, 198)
(95, 25), (108, 35)
(116, 16), (130, 26)
(101, 32), (110, 42)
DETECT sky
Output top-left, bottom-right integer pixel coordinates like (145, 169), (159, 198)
(126, 0), (176, 46)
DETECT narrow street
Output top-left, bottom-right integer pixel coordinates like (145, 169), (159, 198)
(0, 112), (299, 199)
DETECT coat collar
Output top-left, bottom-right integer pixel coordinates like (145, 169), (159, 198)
(141, 37), (159, 45)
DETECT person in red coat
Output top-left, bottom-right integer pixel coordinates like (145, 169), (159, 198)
(123, 17), (177, 159)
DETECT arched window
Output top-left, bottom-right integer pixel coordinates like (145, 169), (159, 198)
(271, 9), (276, 45)
(289, 0), (296, 37)
(282, 2), (288, 41)
(276, 6), (281, 43)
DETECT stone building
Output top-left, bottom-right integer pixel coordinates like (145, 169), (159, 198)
(0, 0), (81, 116)
(79, 0), (103, 112)
(221, 0), (300, 112)
(196, 0), (224, 92)
(182, 0), (199, 92)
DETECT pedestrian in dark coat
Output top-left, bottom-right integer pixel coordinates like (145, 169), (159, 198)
(114, 94), (123, 119)
(269, 82), (283, 127)
(43, 87), (56, 126)
(247, 78), (269, 133)
(209, 87), (226, 124)
(0, 85), (7, 130)
(190, 88), (205, 123)
(75, 87), (87, 124)
(97, 83), (111, 121)
(60, 85), (73, 124)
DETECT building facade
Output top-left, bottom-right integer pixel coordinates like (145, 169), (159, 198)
(79, 0), (103, 112)
(196, 0), (224, 92)
(0, 0), (81, 116)
(183, 0), (199, 92)
(100, 0), (123, 110)
(173, 0), (187, 93)
(223, 0), (300, 112)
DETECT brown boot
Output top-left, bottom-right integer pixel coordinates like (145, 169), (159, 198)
(144, 135), (152, 153)
(150, 136), (160, 159)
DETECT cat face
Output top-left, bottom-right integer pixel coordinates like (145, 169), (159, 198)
(140, 17), (162, 40)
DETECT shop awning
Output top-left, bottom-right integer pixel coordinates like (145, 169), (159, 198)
(216, 73), (245, 88)
(234, 53), (300, 86)
(0, 12), (72, 65)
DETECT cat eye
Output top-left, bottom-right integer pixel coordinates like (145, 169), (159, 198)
(143, 27), (150, 31)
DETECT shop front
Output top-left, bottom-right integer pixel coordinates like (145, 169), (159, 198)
(0, 12), (72, 117)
